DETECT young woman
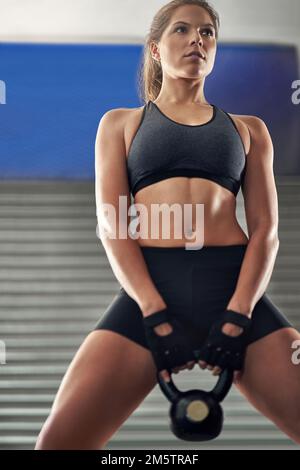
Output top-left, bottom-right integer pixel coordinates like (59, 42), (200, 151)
(35, 0), (300, 449)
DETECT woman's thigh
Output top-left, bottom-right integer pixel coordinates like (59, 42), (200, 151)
(35, 329), (158, 450)
(234, 326), (300, 444)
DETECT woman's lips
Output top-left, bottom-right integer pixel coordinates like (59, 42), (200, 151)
(185, 55), (205, 61)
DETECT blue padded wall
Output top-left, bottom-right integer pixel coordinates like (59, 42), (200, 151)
(0, 42), (299, 178)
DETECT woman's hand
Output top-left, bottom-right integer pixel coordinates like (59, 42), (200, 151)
(198, 322), (244, 378)
(154, 322), (196, 382)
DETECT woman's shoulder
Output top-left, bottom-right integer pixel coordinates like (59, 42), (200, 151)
(105, 104), (145, 117)
(226, 111), (268, 156)
(230, 111), (265, 127)
(102, 105), (145, 129)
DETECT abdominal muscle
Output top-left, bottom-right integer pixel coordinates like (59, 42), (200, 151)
(132, 177), (249, 248)
(123, 107), (249, 249)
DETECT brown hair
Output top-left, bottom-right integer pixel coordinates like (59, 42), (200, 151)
(137, 0), (220, 104)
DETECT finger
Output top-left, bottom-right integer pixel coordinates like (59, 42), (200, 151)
(172, 366), (186, 373)
(172, 365), (185, 373)
(187, 361), (195, 370)
(198, 360), (207, 369)
(212, 367), (222, 376)
(234, 371), (240, 382)
(159, 370), (171, 383)
(173, 361), (192, 374)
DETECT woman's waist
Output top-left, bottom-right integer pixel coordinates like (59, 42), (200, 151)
(134, 218), (248, 248)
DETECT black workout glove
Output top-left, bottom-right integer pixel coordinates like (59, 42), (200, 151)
(143, 308), (194, 374)
(194, 309), (252, 371)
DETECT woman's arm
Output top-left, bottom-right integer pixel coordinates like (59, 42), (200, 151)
(226, 116), (280, 318)
(95, 109), (167, 317)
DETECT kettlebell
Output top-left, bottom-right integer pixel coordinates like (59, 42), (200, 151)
(157, 367), (234, 441)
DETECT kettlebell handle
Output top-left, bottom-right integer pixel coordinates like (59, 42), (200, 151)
(211, 368), (234, 402)
(156, 368), (234, 403)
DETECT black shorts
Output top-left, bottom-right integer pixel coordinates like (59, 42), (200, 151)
(91, 244), (293, 353)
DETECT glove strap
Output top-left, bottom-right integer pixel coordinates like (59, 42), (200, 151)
(221, 309), (252, 329)
(143, 308), (169, 328)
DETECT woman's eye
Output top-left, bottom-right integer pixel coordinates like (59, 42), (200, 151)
(175, 26), (214, 37)
(204, 28), (214, 37)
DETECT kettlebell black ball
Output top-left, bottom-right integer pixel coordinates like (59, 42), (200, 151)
(157, 368), (234, 442)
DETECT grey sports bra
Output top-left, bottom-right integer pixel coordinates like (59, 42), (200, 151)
(126, 100), (247, 198)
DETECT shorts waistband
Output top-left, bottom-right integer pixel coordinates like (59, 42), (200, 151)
(140, 244), (248, 254)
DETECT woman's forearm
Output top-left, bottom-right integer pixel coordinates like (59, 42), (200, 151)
(226, 229), (280, 317)
(100, 235), (167, 317)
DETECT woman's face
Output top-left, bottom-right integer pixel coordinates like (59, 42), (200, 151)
(152, 4), (217, 80)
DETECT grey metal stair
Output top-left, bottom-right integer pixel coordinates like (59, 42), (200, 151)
(0, 178), (299, 450)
